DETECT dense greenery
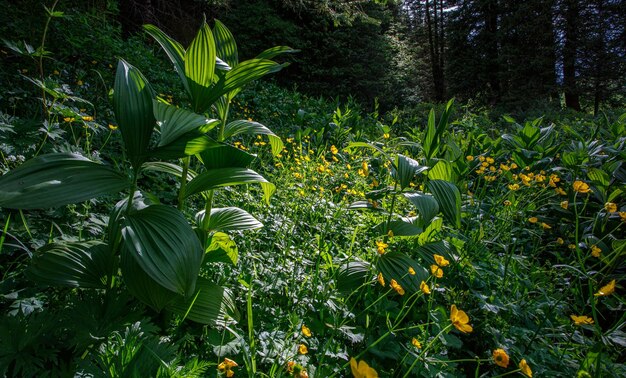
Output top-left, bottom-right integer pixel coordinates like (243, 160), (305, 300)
(0, 1), (624, 378)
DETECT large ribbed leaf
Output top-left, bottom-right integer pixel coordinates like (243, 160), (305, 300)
(197, 143), (256, 169)
(255, 46), (298, 60)
(196, 207), (263, 232)
(28, 241), (114, 288)
(336, 260), (371, 295)
(416, 241), (453, 266)
(213, 19), (238, 68)
(184, 168), (275, 204)
(141, 162), (197, 181)
(427, 180), (461, 228)
(372, 219), (422, 237)
(185, 21), (216, 113)
(149, 132), (220, 160)
(121, 204), (203, 297)
(223, 120), (284, 156)
(418, 217), (443, 245)
(153, 100), (218, 146)
(395, 154), (428, 190)
(428, 160), (454, 182)
(143, 24), (188, 94)
(223, 59), (285, 100)
(423, 99), (454, 160)
(0, 153), (128, 209)
(113, 59), (155, 169)
(120, 245), (178, 311)
(404, 192), (439, 226)
(378, 251), (428, 293)
(168, 277), (238, 325)
(203, 232), (238, 265)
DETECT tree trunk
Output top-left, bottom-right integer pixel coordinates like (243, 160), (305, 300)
(563, 0), (581, 111)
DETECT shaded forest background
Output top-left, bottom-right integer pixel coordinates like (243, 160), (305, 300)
(3, 0), (626, 113)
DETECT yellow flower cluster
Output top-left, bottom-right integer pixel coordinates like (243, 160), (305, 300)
(217, 358), (238, 377)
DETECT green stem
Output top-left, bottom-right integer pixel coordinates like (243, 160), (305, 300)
(178, 157), (190, 210)
(38, 0), (60, 118)
(402, 324), (453, 378)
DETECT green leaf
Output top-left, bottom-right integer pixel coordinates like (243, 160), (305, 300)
(223, 120), (284, 156)
(587, 167), (610, 188)
(428, 160), (454, 182)
(149, 133), (221, 160)
(336, 260), (371, 294)
(185, 21), (216, 113)
(347, 200), (388, 213)
(141, 162), (197, 181)
(373, 219), (422, 237)
(28, 241), (114, 288)
(153, 100), (218, 146)
(184, 168), (275, 204)
(427, 180), (461, 228)
(416, 240), (453, 264)
(378, 251), (428, 293)
(121, 204), (203, 297)
(222, 59), (285, 100)
(395, 154), (428, 189)
(418, 217), (443, 245)
(197, 143), (256, 169)
(113, 59), (155, 169)
(196, 207), (263, 232)
(167, 277), (238, 325)
(213, 19), (238, 68)
(404, 192), (439, 226)
(143, 24), (188, 94)
(121, 245), (178, 311)
(255, 46), (298, 60)
(0, 153), (128, 209)
(204, 232), (238, 265)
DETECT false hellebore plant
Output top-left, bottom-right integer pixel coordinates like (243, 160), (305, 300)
(0, 20), (293, 325)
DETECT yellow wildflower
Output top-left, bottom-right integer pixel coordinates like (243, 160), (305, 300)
(383, 133), (390, 139)
(330, 145), (338, 154)
(594, 279), (616, 297)
(434, 254), (450, 267)
(350, 358), (378, 378)
(82, 116), (93, 122)
(298, 344), (308, 354)
(519, 359), (532, 377)
(556, 237), (564, 245)
(478, 156), (485, 162)
(555, 187), (566, 195)
(430, 264), (443, 278)
(411, 338), (422, 349)
(573, 180), (592, 193)
(591, 245), (601, 258)
(492, 349), (509, 368)
(390, 279), (405, 295)
(500, 163), (510, 171)
(561, 200), (569, 210)
(77, 80), (83, 86)
(568, 244), (576, 250)
(570, 315), (594, 325)
(377, 273), (385, 287)
(375, 240), (388, 255)
(541, 222), (551, 230)
(604, 202), (617, 213)
(217, 358), (238, 378)
(466, 155), (474, 161)
(408, 266), (416, 275)
(508, 183), (520, 191)
(510, 163), (518, 169)
(503, 200), (512, 206)
(420, 281), (430, 294)
(301, 324), (312, 337)
(528, 217), (538, 224)
(450, 304), (473, 333)
(63, 117), (75, 122)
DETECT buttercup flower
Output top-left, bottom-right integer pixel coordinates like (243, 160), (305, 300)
(503, 200), (512, 206)
(604, 202), (617, 212)
(330, 145), (338, 155)
(528, 217), (538, 224)
(492, 348), (509, 368)
(450, 304), (473, 333)
(594, 279), (616, 297)
(541, 222), (551, 230)
(561, 200), (569, 209)
(301, 324), (312, 337)
(573, 181), (592, 193)
(350, 357), (378, 378)
(556, 237), (564, 245)
(430, 264), (443, 278)
(298, 344), (308, 354)
(620, 211), (626, 221)
(434, 254), (450, 267)
(218, 358), (238, 377)
(82, 116), (93, 122)
(408, 267), (416, 275)
(411, 338), (422, 349)
(519, 359), (532, 377)
(108, 124), (118, 130)
(420, 281), (430, 294)
(591, 245), (601, 258)
(375, 240), (388, 255)
(570, 315), (594, 325)
(466, 155), (474, 161)
(390, 279), (405, 295)
(555, 187), (566, 195)
(377, 272), (385, 287)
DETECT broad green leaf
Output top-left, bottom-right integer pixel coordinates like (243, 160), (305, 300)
(153, 100), (218, 146)
(222, 59), (286, 100)
(113, 59), (155, 169)
(28, 241), (114, 289)
(255, 46), (298, 60)
(167, 277), (238, 325)
(122, 204), (203, 297)
(108, 191), (159, 246)
(184, 21), (216, 113)
(143, 24), (188, 94)
(197, 143), (256, 169)
(213, 19), (238, 68)
(336, 260), (371, 294)
(347, 200), (388, 213)
(0, 153), (128, 209)
(395, 154), (428, 189)
(120, 245), (178, 311)
(416, 240), (453, 264)
(196, 207), (263, 232)
(423, 108), (437, 159)
(418, 217), (443, 245)
(149, 132), (220, 160)
(404, 192), (439, 226)
(428, 160), (454, 181)
(587, 167), (610, 187)
(184, 168), (275, 204)
(141, 162), (197, 181)
(204, 232), (238, 265)
(378, 251), (428, 293)
(373, 219), (422, 237)
(427, 180), (461, 228)
(223, 120), (284, 156)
